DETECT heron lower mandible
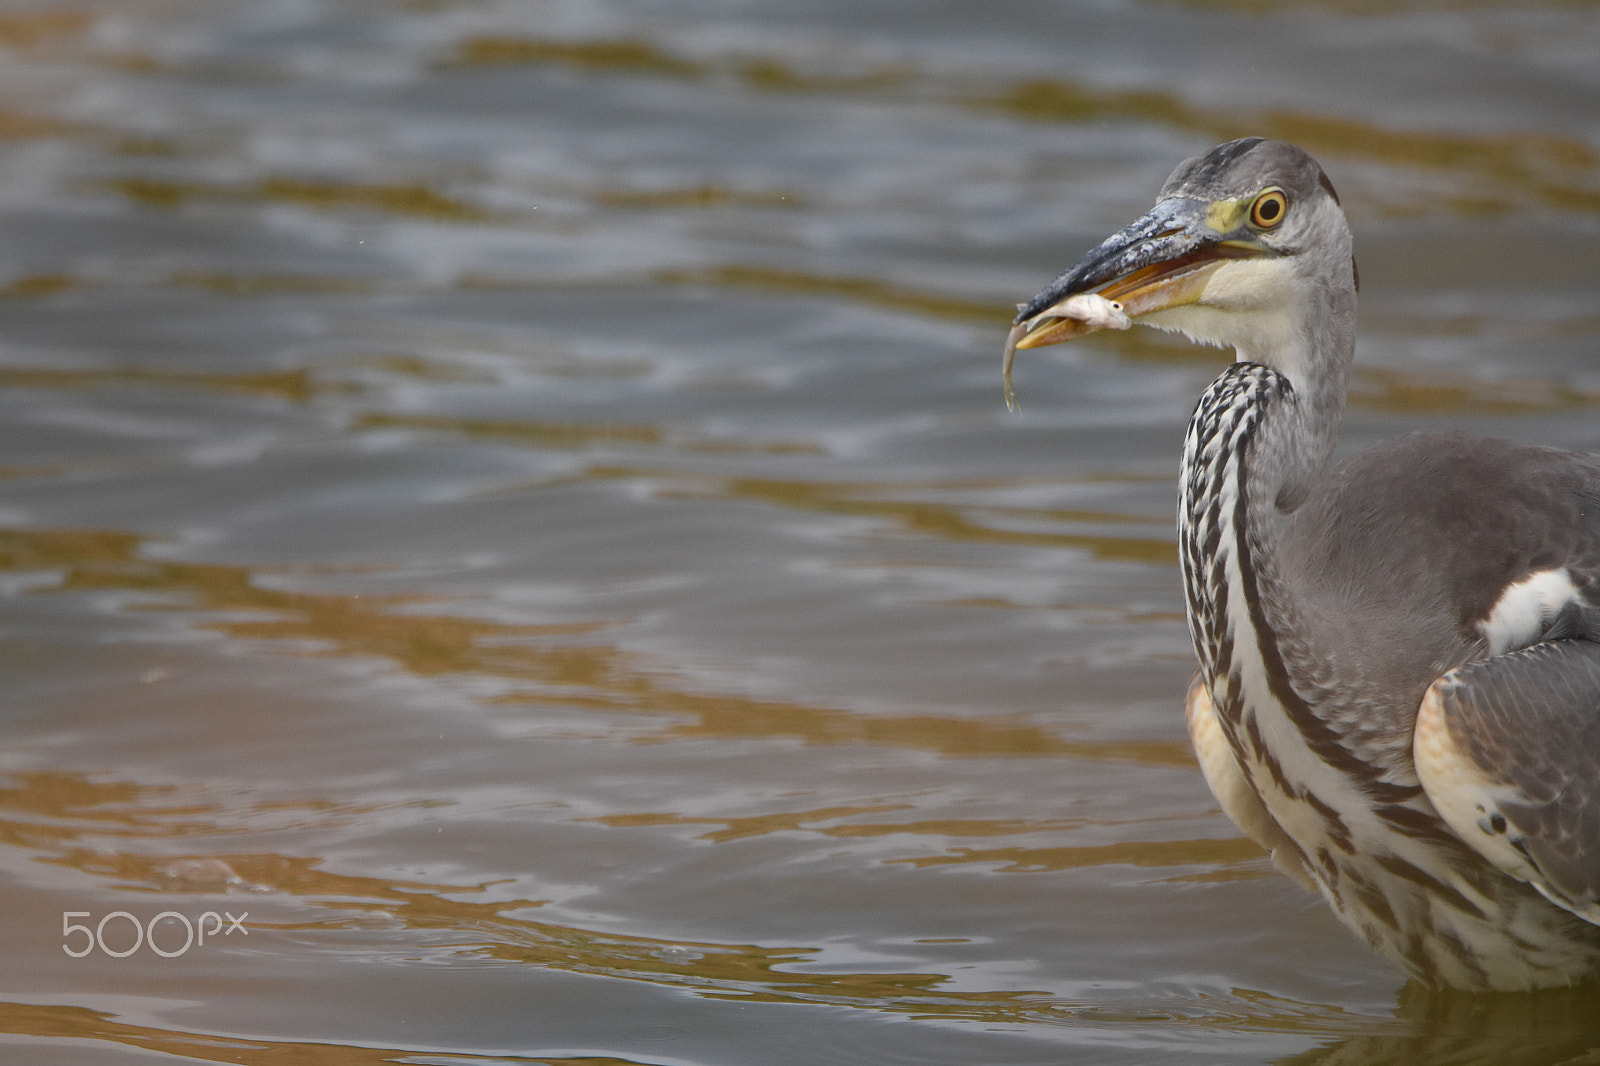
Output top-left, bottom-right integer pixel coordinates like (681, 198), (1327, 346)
(1004, 137), (1600, 991)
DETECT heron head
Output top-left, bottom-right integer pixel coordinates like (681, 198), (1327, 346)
(1004, 138), (1356, 406)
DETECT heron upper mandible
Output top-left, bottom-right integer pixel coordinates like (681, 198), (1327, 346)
(1004, 137), (1600, 991)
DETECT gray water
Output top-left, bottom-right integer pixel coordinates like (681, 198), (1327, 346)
(2, 2), (1599, 1063)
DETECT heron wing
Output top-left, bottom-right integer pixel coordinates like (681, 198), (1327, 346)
(1415, 640), (1600, 925)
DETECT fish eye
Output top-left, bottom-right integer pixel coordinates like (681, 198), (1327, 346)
(1250, 188), (1288, 228)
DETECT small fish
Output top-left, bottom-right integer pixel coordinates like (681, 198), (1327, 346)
(1002, 293), (1130, 412)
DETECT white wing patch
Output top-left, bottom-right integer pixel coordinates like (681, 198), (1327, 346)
(1477, 568), (1579, 656)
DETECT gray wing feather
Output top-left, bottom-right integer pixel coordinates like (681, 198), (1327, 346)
(1418, 640), (1600, 925)
(1282, 435), (1600, 759)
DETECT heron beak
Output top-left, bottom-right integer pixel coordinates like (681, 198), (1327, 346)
(1002, 197), (1273, 409)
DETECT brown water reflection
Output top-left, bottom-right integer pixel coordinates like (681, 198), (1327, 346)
(0, 1001), (674, 1066)
(0, 364), (329, 403)
(0, 526), (1182, 762)
(443, 31), (1600, 215)
(107, 176), (499, 222)
(1351, 366), (1600, 417)
(6, 989), (1591, 1066)
(0, 770), (1272, 1029)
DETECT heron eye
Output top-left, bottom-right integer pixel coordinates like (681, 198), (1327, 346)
(1251, 189), (1288, 228)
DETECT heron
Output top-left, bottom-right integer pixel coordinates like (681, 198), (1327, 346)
(1002, 137), (1600, 991)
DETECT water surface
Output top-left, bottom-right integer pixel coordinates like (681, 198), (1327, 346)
(1, 2), (1599, 1063)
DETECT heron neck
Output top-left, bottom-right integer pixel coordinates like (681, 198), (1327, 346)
(1239, 272), (1356, 514)
(1180, 363), (1292, 688)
